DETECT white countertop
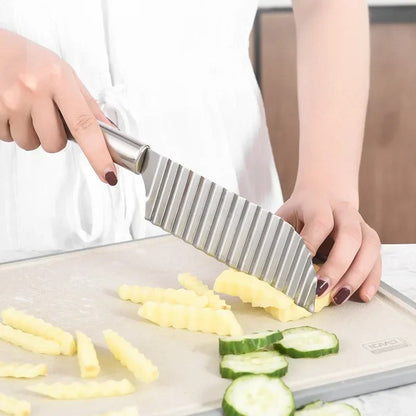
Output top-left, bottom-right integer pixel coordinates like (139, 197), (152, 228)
(0, 243), (415, 415)
(342, 244), (416, 415)
(259, 0), (416, 8)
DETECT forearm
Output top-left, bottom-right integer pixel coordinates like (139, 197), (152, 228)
(292, 0), (370, 208)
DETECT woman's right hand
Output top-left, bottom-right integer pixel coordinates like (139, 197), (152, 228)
(0, 29), (118, 185)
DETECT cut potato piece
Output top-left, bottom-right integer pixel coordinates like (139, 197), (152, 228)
(118, 286), (208, 307)
(76, 331), (100, 378)
(214, 270), (293, 309)
(178, 273), (230, 309)
(93, 407), (139, 416)
(0, 392), (31, 416)
(315, 293), (332, 313)
(27, 379), (134, 400)
(266, 294), (331, 322)
(0, 362), (46, 379)
(0, 323), (60, 355)
(266, 304), (311, 322)
(103, 330), (158, 383)
(1, 308), (75, 355)
(139, 302), (243, 336)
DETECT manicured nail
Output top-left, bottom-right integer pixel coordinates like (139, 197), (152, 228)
(107, 117), (119, 129)
(105, 171), (118, 186)
(313, 253), (328, 263)
(333, 287), (351, 305)
(316, 279), (329, 296)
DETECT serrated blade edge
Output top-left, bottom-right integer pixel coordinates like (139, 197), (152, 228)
(141, 150), (317, 311)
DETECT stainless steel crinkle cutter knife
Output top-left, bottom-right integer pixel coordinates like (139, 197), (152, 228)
(92, 121), (317, 312)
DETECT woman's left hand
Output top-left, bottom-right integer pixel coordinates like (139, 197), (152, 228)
(276, 188), (382, 305)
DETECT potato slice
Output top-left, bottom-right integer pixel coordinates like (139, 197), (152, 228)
(139, 302), (243, 336)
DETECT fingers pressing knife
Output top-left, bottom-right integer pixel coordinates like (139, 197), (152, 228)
(277, 196), (382, 307)
(53, 68), (118, 186)
(313, 206), (381, 305)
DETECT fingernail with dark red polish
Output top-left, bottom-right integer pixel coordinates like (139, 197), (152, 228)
(313, 253), (328, 263)
(316, 279), (329, 296)
(105, 171), (118, 186)
(333, 287), (351, 305)
(107, 118), (119, 130)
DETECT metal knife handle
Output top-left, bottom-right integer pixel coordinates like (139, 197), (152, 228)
(66, 120), (149, 174)
(97, 121), (149, 174)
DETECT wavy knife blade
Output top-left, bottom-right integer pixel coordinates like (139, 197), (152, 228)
(98, 121), (317, 311)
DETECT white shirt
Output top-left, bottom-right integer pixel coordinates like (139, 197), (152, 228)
(0, 0), (283, 256)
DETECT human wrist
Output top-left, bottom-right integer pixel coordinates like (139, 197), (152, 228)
(294, 145), (360, 207)
(293, 173), (359, 210)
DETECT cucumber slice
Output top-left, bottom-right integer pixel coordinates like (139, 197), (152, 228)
(220, 350), (288, 379)
(223, 374), (295, 416)
(295, 400), (361, 415)
(219, 330), (283, 355)
(274, 326), (339, 358)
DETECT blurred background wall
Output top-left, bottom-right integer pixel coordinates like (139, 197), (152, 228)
(251, 4), (416, 243)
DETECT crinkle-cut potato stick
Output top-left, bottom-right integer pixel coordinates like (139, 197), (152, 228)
(93, 407), (139, 416)
(177, 273), (230, 310)
(266, 304), (311, 322)
(0, 392), (31, 416)
(27, 379), (134, 400)
(0, 323), (60, 355)
(76, 331), (100, 378)
(118, 285), (208, 307)
(1, 308), (75, 355)
(213, 269), (294, 309)
(103, 330), (158, 383)
(266, 293), (332, 322)
(314, 293), (332, 313)
(139, 302), (243, 336)
(0, 362), (46, 379)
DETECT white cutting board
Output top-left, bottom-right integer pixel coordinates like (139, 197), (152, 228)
(0, 235), (416, 416)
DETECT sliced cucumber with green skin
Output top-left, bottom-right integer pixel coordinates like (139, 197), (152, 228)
(220, 350), (288, 379)
(295, 400), (361, 415)
(223, 374), (295, 416)
(274, 326), (339, 358)
(219, 330), (283, 355)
